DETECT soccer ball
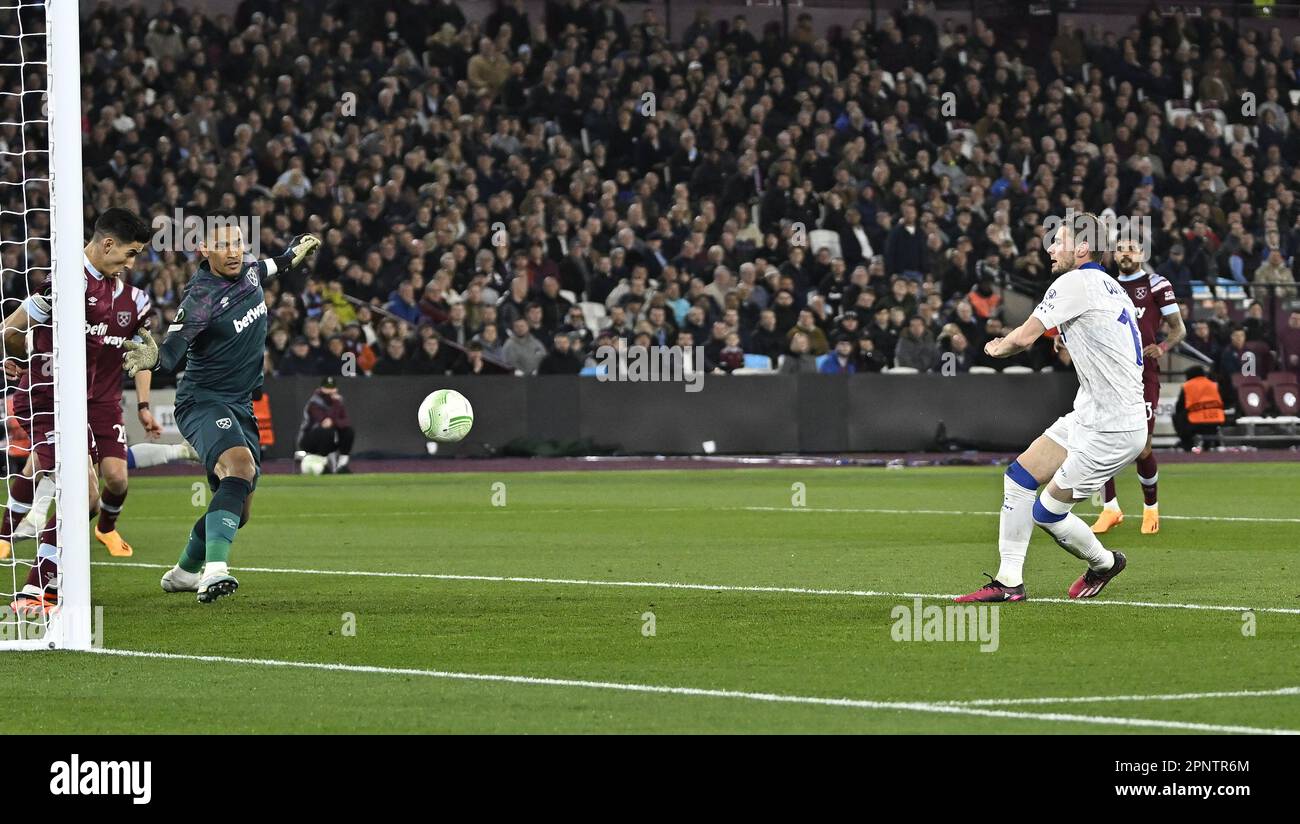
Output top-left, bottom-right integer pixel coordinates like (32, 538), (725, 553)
(418, 389), (474, 442)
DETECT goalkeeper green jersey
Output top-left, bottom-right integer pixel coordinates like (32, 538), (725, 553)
(165, 259), (271, 406)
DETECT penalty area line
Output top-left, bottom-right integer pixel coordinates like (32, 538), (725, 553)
(85, 648), (1299, 735)
(91, 561), (1300, 616)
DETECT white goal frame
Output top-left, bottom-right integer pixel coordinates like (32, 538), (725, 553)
(5, 0), (90, 650)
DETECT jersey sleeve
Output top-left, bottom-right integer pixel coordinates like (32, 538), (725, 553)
(20, 281), (54, 324)
(1153, 280), (1180, 316)
(156, 288), (211, 372)
(1031, 271), (1089, 330)
(129, 288), (154, 339)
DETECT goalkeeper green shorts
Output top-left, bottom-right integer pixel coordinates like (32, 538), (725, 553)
(174, 398), (262, 492)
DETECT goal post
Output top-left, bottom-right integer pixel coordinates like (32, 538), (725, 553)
(48, 0), (89, 650)
(0, 0), (89, 650)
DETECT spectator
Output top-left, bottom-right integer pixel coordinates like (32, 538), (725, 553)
(1281, 311), (1300, 372)
(1157, 245), (1194, 300)
(786, 309), (829, 356)
(856, 336), (887, 373)
(778, 331), (819, 374)
(278, 336), (324, 376)
(386, 282), (422, 326)
(717, 332), (745, 373)
(940, 331), (974, 373)
(1253, 249), (1297, 301)
(1218, 327), (1250, 404)
(1186, 320), (1221, 365)
(297, 377), (354, 474)
(502, 317), (546, 375)
(409, 336), (457, 375)
(538, 332), (582, 375)
(1242, 302), (1274, 347)
(455, 342), (491, 376)
(895, 316), (939, 372)
(372, 338), (411, 376)
(819, 335), (858, 374)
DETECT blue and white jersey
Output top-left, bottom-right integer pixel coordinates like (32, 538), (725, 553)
(1032, 262), (1146, 432)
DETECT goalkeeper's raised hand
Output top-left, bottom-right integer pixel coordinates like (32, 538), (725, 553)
(284, 233), (321, 269)
(122, 334), (159, 377)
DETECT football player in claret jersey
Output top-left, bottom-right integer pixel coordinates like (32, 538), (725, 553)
(956, 212), (1146, 603)
(122, 218), (320, 603)
(88, 228), (163, 558)
(1091, 239), (1186, 536)
(0, 207), (151, 612)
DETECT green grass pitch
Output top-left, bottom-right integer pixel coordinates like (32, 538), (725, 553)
(2, 462), (1297, 733)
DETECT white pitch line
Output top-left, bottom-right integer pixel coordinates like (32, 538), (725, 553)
(121, 505), (1300, 524)
(86, 648), (1300, 735)
(943, 685), (1300, 707)
(739, 505), (1300, 524)
(91, 561), (1300, 616)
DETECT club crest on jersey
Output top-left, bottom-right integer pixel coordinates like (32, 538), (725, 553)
(247, 269), (258, 286)
(117, 311), (134, 326)
(215, 417), (232, 429)
(1134, 286), (1147, 300)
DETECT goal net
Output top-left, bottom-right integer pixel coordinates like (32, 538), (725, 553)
(1, 0), (90, 649)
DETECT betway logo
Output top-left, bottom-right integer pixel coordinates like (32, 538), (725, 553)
(232, 301), (267, 334)
(49, 754), (151, 804)
(85, 322), (108, 336)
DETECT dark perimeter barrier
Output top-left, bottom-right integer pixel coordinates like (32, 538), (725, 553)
(264, 373), (1079, 458)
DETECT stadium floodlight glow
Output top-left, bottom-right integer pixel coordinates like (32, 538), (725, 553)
(0, 1), (90, 650)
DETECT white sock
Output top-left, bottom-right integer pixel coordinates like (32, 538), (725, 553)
(1103, 496), (1121, 512)
(1139, 472), (1158, 510)
(170, 565), (200, 583)
(203, 561), (228, 578)
(27, 476), (55, 525)
(1034, 492), (1114, 571)
(337, 454), (350, 468)
(129, 442), (184, 468)
(996, 468), (1038, 587)
(328, 452), (338, 472)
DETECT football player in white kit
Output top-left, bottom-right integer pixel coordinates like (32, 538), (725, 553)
(956, 212), (1147, 602)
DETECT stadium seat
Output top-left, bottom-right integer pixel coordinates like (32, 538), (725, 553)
(580, 301), (608, 331)
(1269, 371), (1299, 416)
(808, 229), (842, 259)
(968, 366), (997, 374)
(559, 289), (578, 305)
(731, 368), (776, 376)
(1002, 365), (1034, 374)
(1232, 374), (1270, 416)
(1242, 341), (1273, 377)
(742, 353), (773, 371)
(886, 366), (919, 374)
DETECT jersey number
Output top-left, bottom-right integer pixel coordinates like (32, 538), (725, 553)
(1118, 309), (1143, 366)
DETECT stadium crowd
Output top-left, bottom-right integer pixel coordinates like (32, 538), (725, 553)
(4, 0), (1300, 379)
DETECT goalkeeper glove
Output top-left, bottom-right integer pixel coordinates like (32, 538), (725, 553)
(284, 233), (321, 269)
(121, 335), (159, 377)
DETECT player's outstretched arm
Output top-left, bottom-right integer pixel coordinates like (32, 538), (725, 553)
(1146, 311), (1187, 360)
(257, 233), (321, 281)
(984, 316), (1047, 358)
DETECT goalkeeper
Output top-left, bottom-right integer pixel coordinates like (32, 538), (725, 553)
(124, 219), (319, 603)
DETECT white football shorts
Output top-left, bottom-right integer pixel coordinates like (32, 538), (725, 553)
(1042, 412), (1146, 500)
